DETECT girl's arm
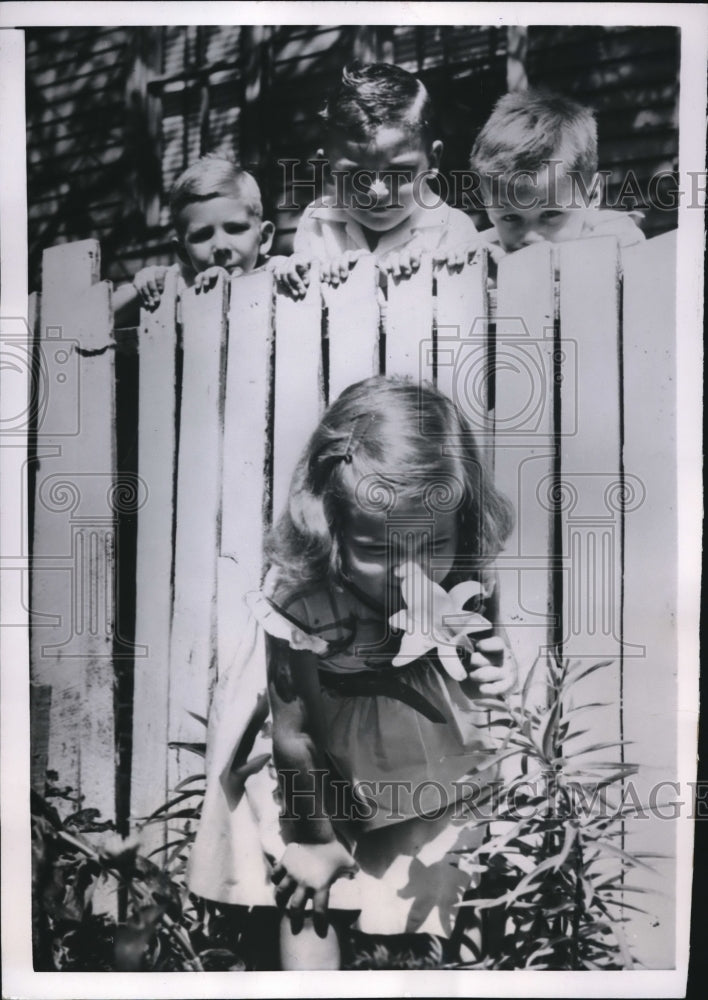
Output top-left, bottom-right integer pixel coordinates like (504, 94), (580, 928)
(266, 636), (357, 930)
(267, 635), (334, 844)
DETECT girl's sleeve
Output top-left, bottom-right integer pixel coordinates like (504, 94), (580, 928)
(245, 588), (329, 656)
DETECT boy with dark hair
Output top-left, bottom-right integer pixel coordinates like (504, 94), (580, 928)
(276, 61), (479, 296)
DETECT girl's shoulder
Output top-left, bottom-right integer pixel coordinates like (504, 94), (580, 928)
(249, 580), (365, 656)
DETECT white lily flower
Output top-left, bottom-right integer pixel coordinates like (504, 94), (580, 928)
(389, 561), (492, 679)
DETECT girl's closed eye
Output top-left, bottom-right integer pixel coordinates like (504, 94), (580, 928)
(188, 226), (214, 244)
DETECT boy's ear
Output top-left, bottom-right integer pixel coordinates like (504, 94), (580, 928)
(172, 235), (191, 267)
(259, 220), (275, 257)
(429, 140), (443, 172)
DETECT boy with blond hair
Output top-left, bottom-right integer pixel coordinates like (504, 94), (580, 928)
(469, 89), (644, 254)
(114, 155), (274, 323)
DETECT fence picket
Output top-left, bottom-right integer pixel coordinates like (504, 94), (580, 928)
(494, 243), (556, 682)
(557, 237), (623, 721)
(28, 233), (681, 968)
(384, 254), (434, 381)
(272, 275), (324, 519)
(130, 269), (180, 843)
(620, 231), (677, 969)
(168, 278), (228, 790)
(325, 255), (380, 402)
(30, 239), (116, 821)
(435, 250), (489, 414)
(219, 269), (275, 675)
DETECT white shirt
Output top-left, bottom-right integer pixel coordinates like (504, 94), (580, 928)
(293, 196), (479, 261)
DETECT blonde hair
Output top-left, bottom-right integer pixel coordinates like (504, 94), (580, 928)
(169, 155), (263, 232)
(266, 376), (514, 602)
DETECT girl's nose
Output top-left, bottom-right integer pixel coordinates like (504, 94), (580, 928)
(521, 230), (545, 246)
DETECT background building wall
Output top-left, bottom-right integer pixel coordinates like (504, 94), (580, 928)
(26, 24), (680, 291)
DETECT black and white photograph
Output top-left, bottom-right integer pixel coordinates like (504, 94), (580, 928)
(0, 3), (704, 997)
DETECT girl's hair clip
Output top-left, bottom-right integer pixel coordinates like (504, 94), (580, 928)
(316, 413), (376, 471)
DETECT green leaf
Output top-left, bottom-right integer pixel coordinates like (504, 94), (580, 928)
(593, 839), (659, 873)
(186, 711), (208, 728)
(167, 741), (206, 758)
(567, 739), (633, 757)
(173, 773), (206, 792)
(142, 789), (204, 823)
(564, 659), (615, 688)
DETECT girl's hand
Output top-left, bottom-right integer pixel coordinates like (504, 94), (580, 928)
(271, 253), (312, 299)
(132, 265), (170, 310)
(319, 249), (367, 288)
(271, 840), (358, 935)
(466, 636), (517, 696)
(193, 265), (230, 292)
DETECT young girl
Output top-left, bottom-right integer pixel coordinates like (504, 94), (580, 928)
(275, 62), (480, 296)
(188, 376), (515, 969)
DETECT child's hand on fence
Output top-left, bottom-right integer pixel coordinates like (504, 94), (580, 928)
(465, 636), (517, 697)
(193, 265), (231, 293)
(319, 249), (367, 288)
(271, 253), (313, 299)
(380, 246), (422, 281)
(132, 265), (170, 310)
(271, 840), (358, 935)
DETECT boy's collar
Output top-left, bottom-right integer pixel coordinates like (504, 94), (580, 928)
(310, 196), (451, 252)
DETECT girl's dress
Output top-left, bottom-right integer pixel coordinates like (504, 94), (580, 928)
(188, 572), (497, 938)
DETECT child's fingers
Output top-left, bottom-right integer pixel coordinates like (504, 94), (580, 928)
(287, 885), (312, 932)
(271, 861), (288, 885)
(273, 873), (297, 908)
(312, 888), (331, 938)
(474, 635), (506, 666)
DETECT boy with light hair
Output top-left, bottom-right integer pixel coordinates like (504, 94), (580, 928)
(114, 155), (274, 323)
(469, 89), (644, 254)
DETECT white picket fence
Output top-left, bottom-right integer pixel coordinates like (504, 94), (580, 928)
(29, 232), (677, 966)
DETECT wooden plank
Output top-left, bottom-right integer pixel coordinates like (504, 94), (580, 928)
(219, 269), (274, 679)
(493, 243), (556, 683)
(384, 254), (434, 382)
(557, 238), (623, 705)
(324, 255), (379, 403)
(168, 277), (228, 791)
(435, 250), (489, 419)
(272, 273), (324, 520)
(30, 239), (117, 821)
(30, 684), (52, 793)
(130, 268), (180, 845)
(620, 231), (677, 969)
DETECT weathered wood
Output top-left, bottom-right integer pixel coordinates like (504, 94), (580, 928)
(435, 250), (489, 416)
(494, 243), (557, 682)
(385, 254), (434, 382)
(557, 236), (623, 711)
(219, 269), (275, 678)
(30, 684), (52, 793)
(168, 278), (228, 790)
(130, 268), (180, 845)
(324, 255), (380, 403)
(30, 239), (117, 820)
(272, 274), (324, 520)
(620, 230), (678, 969)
